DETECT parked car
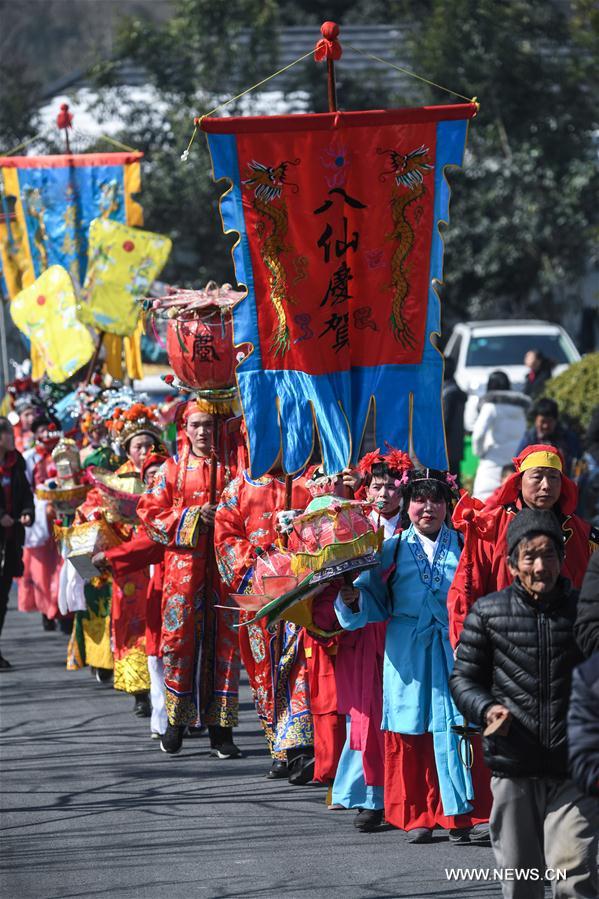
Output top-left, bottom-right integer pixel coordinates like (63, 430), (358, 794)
(444, 320), (580, 430)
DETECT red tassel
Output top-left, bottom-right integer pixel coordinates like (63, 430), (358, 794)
(314, 21), (342, 62)
(56, 103), (73, 130)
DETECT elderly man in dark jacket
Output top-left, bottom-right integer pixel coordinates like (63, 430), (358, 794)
(450, 508), (598, 899)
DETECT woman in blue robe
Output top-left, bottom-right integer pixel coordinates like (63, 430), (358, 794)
(335, 469), (492, 844)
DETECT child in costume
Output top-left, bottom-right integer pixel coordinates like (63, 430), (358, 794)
(99, 453), (169, 739)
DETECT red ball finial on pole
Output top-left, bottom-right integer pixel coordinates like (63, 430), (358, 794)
(56, 103), (73, 130)
(56, 103), (73, 154)
(314, 21), (342, 61)
(314, 22), (341, 113)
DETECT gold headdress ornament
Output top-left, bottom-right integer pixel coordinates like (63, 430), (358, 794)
(107, 402), (162, 448)
(181, 387), (240, 419)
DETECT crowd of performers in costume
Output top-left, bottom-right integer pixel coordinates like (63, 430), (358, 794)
(1, 374), (598, 859)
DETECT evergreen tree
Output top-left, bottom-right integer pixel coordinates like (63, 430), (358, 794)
(408, 0), (598, 321)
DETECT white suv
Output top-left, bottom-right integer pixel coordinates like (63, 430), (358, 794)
(444, 320), (580, 431)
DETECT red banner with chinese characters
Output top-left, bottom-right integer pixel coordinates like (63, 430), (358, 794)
(203, 105), (476, 476)
(235, 118), (436, 371)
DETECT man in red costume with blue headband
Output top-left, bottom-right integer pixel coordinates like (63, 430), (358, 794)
(448, 443), (599, 648)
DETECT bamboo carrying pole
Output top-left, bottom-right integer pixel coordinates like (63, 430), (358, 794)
(327, 58), (338, 113)
(280, 24), (342, 523)
(204, 415), (219, 604)
(325, 30), (353, 502)
(84, 331), (105, 385)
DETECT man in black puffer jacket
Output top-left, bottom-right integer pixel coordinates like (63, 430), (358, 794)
(575, 550), (599, 658)
(450, 508), (599, 899)
(568, 653), (599, 797)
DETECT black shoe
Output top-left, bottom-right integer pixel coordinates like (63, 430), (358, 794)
(95, 667), (113, 684)
(266, 759), (288, 779)
(42, 615), (57, 632)
(58, 617), (73, 635)
(0, 653), (12, 670)
(287, 749), (315, 786)
(448, 827), (471, 844)
(133, 693), (151, 718)
(208, 726), (244, 759)
(160, 724), (184, 754)
(354, 808), (384, 832)
(407, 827), (433, 844)
(468, 823), (491, 845)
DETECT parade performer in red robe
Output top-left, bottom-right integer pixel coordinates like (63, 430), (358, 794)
(136, 402), (242, 758)
(99, 453), (169, 739)
(448, 444), (599, 648)
(214, 469), (314, 782)
(18, 416), (63, 628)
(106, 404), (165, 716)
(302, 610), (344, 787)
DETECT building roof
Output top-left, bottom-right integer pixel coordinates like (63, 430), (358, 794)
(41, 24), (415, 101)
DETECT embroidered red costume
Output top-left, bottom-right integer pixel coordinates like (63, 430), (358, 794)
(106, 529), (165, 660)
(136, 448), (241, 727)
(214, 471), (313, 757)
(110, 459), (152, 694)
(448, 444), (599, 648)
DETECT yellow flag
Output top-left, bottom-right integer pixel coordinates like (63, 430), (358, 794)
(10, 266), (95, 383)
(79, 219), (171, 337)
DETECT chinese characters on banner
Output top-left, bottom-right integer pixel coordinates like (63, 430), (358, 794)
(202, 104), (477, 477)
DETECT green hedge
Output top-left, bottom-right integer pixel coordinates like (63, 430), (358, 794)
(542, 353), (599, 431)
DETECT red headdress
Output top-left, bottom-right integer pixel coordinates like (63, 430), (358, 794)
(491, 443), (578, 515)
(141, 452), (168, 482)
(181, 399), (213, 424)
(357, 444), (413, 480)
(383, 445), (413, 476)
(357, 448), (383, 476)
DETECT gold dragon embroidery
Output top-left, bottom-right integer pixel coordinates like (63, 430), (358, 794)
(99, 180), (120, 219)
(378, 145), (433, 349)
(242, 159), (300, 357)
(24, 188), (50, 270)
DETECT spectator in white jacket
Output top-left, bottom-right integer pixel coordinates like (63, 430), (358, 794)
(472, 371), (530, 501)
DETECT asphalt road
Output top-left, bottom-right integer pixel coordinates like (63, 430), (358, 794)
(1, 597), (506, 899)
